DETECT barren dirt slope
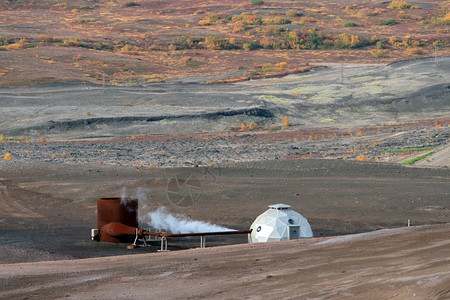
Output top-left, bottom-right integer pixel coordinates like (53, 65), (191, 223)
(0, 224), (449, 299)
(0, 57), (448, 140)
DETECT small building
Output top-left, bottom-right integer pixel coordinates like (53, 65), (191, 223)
(249, 204), (313, 243)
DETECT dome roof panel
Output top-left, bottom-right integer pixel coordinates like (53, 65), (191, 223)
(250, 204), (313, 243)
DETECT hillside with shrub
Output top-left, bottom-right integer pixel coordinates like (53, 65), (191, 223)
(0, 0), (448, 85)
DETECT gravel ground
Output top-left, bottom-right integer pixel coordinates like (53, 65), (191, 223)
(1, 57), (448, 168)
(0, 121), (448, 168)
(0, 57), (448, 141)
(0, 157), (448, 263)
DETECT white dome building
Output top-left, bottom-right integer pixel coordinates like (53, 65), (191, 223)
(249, 204), (313, 243)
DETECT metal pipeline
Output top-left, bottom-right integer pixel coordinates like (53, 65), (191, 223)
(100, 222), (139, 237)
(101, 222), (251, 239)
(95, 196), (251, 247)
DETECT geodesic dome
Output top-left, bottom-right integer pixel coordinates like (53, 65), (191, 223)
(249, 204), (313, 243)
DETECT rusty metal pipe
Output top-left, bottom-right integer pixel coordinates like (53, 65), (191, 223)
(101, 222), (138, 237)
(101, 225), (252, 239)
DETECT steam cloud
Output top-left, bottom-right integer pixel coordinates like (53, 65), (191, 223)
(120, 187), (127, 204)
(135, 187), (146, 203)
(145, 207), (233, 234)
(122, 187), (233, 233)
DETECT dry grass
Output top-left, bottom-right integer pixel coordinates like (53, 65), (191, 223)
(0, 0), (448, 86)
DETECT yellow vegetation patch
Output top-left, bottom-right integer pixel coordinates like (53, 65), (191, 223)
(320, 118), (335, 123)
(387, 1), (412, 9)
(357, 154), (367, 161)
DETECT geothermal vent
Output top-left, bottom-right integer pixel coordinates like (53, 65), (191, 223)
(92, 196), (251, 250)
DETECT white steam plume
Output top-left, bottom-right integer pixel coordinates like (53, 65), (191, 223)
(145, 207), (233, 234)
(120, 187), (127, 204)
(136, 187), (147, 221)
(135, 187), (146, 203)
